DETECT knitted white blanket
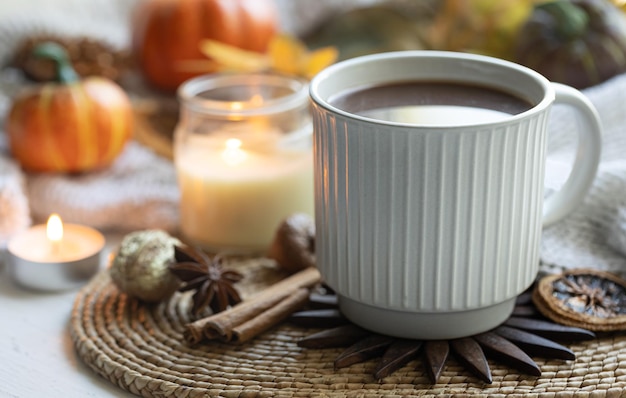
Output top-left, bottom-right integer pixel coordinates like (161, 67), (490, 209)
(541, 73), (626, 275)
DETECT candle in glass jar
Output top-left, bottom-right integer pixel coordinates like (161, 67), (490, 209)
(174, 73), (314, 253)
(7, 213), (105, 291)
(176, 130), (313, 252)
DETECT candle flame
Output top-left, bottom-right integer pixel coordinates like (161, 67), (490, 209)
(47, 213), (64, 242)
(230, 94), (264, 111)
(221, 138), (247, 166)
(250, 94), (264, 106)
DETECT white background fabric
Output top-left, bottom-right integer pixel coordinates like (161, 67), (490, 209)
(541, 73), (626, 276)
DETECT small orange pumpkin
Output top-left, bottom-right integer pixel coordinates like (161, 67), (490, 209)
(132, 0), (279, 92)
(6, 42), (133, 173)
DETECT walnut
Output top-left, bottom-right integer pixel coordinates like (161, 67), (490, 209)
(267, 213), (315, 273)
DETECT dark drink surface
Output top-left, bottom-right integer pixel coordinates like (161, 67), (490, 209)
(328, 81), (533, 126)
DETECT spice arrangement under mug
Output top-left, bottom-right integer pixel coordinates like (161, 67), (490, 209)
(109, 214), (317, 344)
(100, 217), (626, 386)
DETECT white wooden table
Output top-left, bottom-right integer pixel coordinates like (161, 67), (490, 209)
(0, 237), (134, 398)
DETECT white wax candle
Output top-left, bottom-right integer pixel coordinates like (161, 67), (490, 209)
(8, 223), (105, 263)
(176, 132), (314, 252)
(7, 215), (105, 291)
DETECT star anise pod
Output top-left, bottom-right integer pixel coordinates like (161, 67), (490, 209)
(169, 245), (243, 316)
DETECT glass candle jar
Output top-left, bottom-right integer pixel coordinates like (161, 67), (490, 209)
(174, 73), (313, 254)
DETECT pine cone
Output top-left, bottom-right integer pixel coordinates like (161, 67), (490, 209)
(11, 35), (133, 82)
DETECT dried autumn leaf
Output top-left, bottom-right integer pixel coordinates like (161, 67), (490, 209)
(289, 309), (346, 328)
(297, 325), (370, 349)
(450, 337), (492, 384)
(424, 340), (449, 383)
(302, 46), (339, 79)
(199, 40), (268, 72)
(294, 289), (597, 384)
(199, 34), (338, 79)
(373, 339), (423, 380)
(495, 326), (575, 360)
(428, 0), (535, 59)
(504, 316), (596, 339)
(334, 335), (394, 369)
(473, 332), (541, 376)
(268, 34), (307, 75)
(268, 34), (338, 78)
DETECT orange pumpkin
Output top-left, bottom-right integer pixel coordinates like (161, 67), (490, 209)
(132, 0), (279, 92)
(6, 43), (133, 173)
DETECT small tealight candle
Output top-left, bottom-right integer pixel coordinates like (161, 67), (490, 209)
(7, 213), (105, 291)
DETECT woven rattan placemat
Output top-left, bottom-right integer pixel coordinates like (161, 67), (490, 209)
(70, 261), (626, 398)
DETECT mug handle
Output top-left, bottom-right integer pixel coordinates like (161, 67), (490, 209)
(542, 83), (602, 227)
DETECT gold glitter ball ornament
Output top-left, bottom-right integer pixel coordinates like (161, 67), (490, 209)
(110, 230), (181, 303)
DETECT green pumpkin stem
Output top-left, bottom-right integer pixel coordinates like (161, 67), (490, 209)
(32, 42), (80, 84)
(538, 0), (589, 40)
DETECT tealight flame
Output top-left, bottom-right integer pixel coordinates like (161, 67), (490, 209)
(47, 213), (64, 242)
(221, 138), (247, 166)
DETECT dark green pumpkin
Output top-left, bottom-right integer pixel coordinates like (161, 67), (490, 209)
(515, 0), (626, 89)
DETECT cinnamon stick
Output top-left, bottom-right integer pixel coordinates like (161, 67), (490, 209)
(232, 287), (310, 343)
(184, 266), (321, 345)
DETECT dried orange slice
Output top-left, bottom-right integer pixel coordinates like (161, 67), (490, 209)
(532, 269), (626, 331)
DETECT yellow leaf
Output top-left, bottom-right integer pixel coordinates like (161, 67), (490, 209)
(427, 0), (536, 59)
(302, 46), (339, 79)
(198, 34), (338, 79)
(199, 40), (269, 72)
(613, 0), (626, 10)
(269, 34), (308, 75)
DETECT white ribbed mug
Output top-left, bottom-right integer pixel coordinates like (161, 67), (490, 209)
(309, 51), (602, 340)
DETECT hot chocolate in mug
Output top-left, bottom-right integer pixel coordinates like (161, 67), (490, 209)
(309, 51), (602, 339)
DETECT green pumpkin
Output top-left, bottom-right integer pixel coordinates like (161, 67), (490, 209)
(514, 0), (626, 89)
(303, 4), (433, 61)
